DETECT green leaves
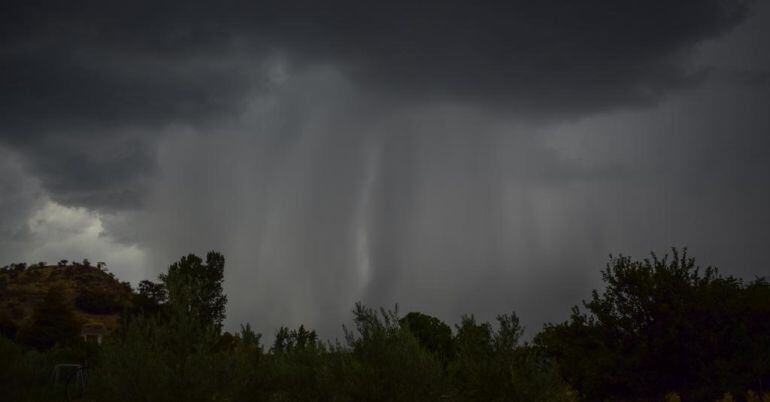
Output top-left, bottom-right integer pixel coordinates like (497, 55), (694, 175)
(92, 252), (231, 402)
(160, 251), (227, 332)
(537, 248), (770, 401)
(15, 247), (766, 401)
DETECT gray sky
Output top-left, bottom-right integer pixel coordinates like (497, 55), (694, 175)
(1, 0), (768, 338)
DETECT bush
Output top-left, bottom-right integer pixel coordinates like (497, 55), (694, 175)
(0, 335), (66, 401)
(17, 286), (82, 349)
(75, 287), (124, 314)
(91, 312), (235, 402)
(449, 313), (575, 402)
(0, 311), (18, 340)
(343, 304), (445, 401)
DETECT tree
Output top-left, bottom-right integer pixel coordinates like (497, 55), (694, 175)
(448, 312), (574, 401)
(160, 252), (227, 331)
(138, 280), (168, 304)
(94, 253), (231, 402)
(239, 323), (262, 351)
(127, 280), (168, 316)
(17, 286), (81, 349)
(272, 325), (318, 353)
(399, 312), (454, 363)
(536, 248), (770, 401)
(344, 303), (445, 401)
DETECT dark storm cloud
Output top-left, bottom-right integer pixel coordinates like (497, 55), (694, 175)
(17, 131), (156, 209)
(2, 0), (753, 121)
(0, 0), (748, 208)
(0, 0), (753, 210)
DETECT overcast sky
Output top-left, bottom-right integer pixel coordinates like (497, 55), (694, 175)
(1, 0), (769, 338)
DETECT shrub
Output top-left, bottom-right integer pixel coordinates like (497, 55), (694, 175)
(91, 311), (235, 402)
(75, 287), (123, 314)
(449, 313), (575, 402)
(0, 310), (18, 340)
(17, 286), (81, 349)
(344, 303), (445, 401)
(0, 335), (63, 401)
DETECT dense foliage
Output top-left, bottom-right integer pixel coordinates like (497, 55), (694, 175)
(0, 248), (768, 401)
(160, 252), (227, 331)
(16, 286), (82, 350)
(74, 287), (123, 315)
(536, 249), (770, 401)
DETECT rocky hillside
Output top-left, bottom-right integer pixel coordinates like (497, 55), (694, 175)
(0, 261), (134, 337)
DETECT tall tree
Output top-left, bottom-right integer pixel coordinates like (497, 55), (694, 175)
(160, 252), (227, 332)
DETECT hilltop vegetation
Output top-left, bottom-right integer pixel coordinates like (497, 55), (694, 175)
(0, 260), (133, 345)
(0, 249), (769, 401)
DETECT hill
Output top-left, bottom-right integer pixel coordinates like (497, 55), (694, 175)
(0, 261), (134, 339)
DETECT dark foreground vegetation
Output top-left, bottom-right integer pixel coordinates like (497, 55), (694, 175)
(1, 249), (769, 401)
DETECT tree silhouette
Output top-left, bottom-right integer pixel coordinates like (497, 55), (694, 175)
(400, 311), (454, 363)
(536, 248), (770, 401)
(160, 252), (227, 332)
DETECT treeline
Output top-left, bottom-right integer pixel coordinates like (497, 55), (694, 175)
(1, 249), (769, 401)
